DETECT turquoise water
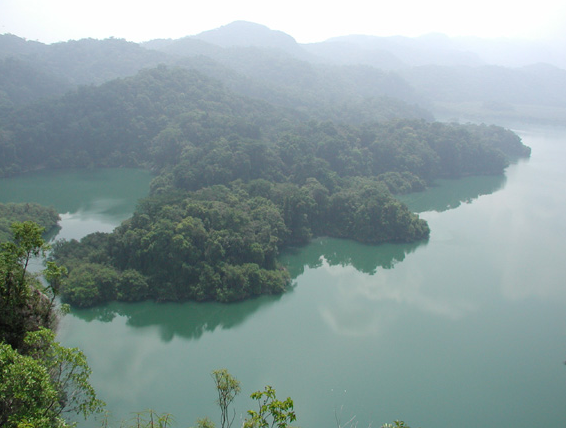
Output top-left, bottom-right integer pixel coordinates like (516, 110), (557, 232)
(0, 168), (153, 240)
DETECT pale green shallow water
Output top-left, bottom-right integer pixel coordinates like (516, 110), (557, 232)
(1, 127), (565, 428)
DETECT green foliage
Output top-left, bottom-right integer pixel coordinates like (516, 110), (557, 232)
(126, 410), (175, 428)
(377, 171), (426, 194)
(22, 328), (105, 419)
(381, 421), (411, 428)
(0, 328), (104, 428)
(212, 369), (241, 428)
(0, 221), (60, 349)
(60, 262), (120, 307)
(0, 202), (60, 242)
(53, 175), (430, 305)
(54, 187), (292, 305)
(194, 417), (217, 428)
(244, 386), (296, 428)
(0, 64), (529, 179)
(0, 340), (62, 428)
(0, 221), (101, 427)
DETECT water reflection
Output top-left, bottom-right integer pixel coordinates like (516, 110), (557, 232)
(314, 261), (478, 338)
(68, 236), (426, 341)
(276, 236), (478, 337)
(398, 174), (507, 213)
(281, 237), (427, 278)
(70, 294), (284, 342)
(0, 169), (151, 212)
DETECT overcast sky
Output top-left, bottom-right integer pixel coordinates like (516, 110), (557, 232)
(1, 0), (566, 44)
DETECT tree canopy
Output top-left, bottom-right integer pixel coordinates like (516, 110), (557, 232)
(0, 222), (103, 427)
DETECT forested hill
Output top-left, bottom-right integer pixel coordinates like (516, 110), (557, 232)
(0, 33), (429, 120)
(0, 66), (294, 175)
(0, 36), (168, 106)
(0, 65), (431, 177)
(0, 64), (525, 307)
(2, 22), (566, 125)
(0, 65), (528, 179)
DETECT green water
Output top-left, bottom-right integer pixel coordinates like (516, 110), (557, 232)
(2, 128), (565, 428)
(0, 168), (153, 240)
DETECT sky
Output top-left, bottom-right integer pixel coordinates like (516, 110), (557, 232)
(1, 0), (566, 44)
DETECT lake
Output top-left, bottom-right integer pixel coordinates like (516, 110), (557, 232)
(1, 127), (565, 428)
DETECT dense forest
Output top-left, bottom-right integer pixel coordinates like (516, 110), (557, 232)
(0, 221), (103, 427)
(0, 29), (531, 307)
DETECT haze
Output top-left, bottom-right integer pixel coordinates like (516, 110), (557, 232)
(1, 0), (566, 44)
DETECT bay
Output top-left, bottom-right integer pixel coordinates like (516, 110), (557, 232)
(2, 127), (565, 428)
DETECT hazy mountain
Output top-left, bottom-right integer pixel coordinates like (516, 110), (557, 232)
(193, 20), (309, 59)
(35, 38), (170, 85)
(302, 39), (406, 70)
(304, 33), (484, 69)
(0, 57), (72, 108)
(2, 20), (565, 124)
(304, 33), (566, 70)
(0, 33), (46, 59)
(141, 29), (428, 113)
(0, 35), (170, 84)
(0, 35), (172, 105)
(142, 36), (223, 57)
(450, 36), (566, 69)
(401, 63), (566, 107)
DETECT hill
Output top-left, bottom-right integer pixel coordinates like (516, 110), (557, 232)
(3, 21), (565, 124)
(193, 20), (308, 58)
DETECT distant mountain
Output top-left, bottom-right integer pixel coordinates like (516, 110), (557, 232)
(0, 35), (171, 105)
(0, 33), (46, 59)
(401, 63), (566, 107)
(142, 37), (222, 57)
(193, 20), (309, 59)
(141, 28), (428, 114)
(2, 21), (565, 124)
(0, 57), (72, 108)
(450, 36), (566, 70)
(303, 39), (406, 70)
(34, 38), (170, 85)
(304, 33), (484, 69)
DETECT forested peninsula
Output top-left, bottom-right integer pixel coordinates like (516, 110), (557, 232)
(0, 64), (530, 307)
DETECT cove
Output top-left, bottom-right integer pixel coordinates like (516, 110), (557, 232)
(0, 168), (153, 241)
(2, 127), (566, 428)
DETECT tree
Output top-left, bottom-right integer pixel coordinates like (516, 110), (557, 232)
(0, 340), (60, 427)
(127, 410), (175, 428)
(212, 368), (241, 428)
(0, 328), (104, 428)
(381, 421), (411, 428)
(10, 220), (48, 283)
(243, 386), (296, 428)
(0, 221), (102, 427)
(1, 221), (61, 349)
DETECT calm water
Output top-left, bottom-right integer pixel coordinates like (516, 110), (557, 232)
(0, 168), (153, 241)
(2, 128), (565, 428)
